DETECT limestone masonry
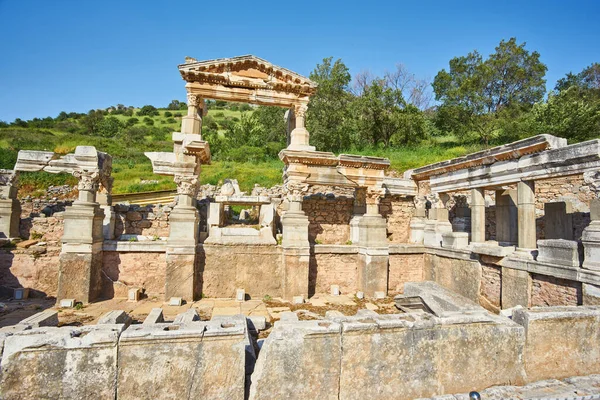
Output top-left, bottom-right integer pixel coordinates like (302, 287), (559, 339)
(1, 55), (600, 399)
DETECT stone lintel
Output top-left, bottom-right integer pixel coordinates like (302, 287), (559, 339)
(428, 139), (600, 193)
(413, 134), (566, 181)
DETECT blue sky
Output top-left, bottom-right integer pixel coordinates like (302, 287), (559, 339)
(1, 0), (599, 121)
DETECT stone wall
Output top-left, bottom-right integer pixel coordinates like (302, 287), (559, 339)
(425, 254), (482, 302)
(309, 251), (358, 295)
(530, 273), (581, 307)
(0, 214), (64, 297)
(480, 262), (502, 311)
(0, 313), (248, 400)
(535, 174), (595, 241)
(380, 195), (413, 243)
(302, 195), (353, 244)
(250, 311), (526, 399)
(388, 253), (424, 294)
(102, 252), (167, 299)
(200, 244), (283, 299)
(114, 204), (170, 238)
(513, 306), (600, 382)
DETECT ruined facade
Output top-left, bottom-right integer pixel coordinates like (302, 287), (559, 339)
(1, 55), (600, 398)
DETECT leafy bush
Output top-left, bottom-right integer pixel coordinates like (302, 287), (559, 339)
(126, 117), (139, 127)
(143, 117), (154, 126)
(137, 105), (159, 117)
(164, 111), (173, 117)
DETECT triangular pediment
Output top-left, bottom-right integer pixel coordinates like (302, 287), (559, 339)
(178, 55), (317, 95)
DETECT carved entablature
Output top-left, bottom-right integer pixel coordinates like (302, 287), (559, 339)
(179, 55), (317, 108)
(14, 146), (112, 194)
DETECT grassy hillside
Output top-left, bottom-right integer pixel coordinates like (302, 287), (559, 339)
(0, 107), (483, 197)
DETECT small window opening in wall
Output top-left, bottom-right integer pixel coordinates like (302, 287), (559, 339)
(224, 205), (260, 228)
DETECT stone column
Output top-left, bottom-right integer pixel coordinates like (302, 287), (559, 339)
(97, 177), (115, 240)
(181, 93), (204, 136)
(356, 190), (389, 297)
(287, 104), (315, 152)
(57, 170), (105, 303)
(516, 180), (536, 258)
(496, 189), (518, 245)
(165, 174), (200, 302)
(434, 193), (453, 244)
(281, 192), (310, 300)
(471, 188), (486, 243)
(0, 170), (21, 239)
(409, 196), (426, 244)
(349, 187), (366, 245)
(582, 199), (600, 270)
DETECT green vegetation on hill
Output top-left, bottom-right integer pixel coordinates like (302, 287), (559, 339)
(1, 38), (598, 196)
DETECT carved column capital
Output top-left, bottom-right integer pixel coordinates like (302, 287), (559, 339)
(0, 169), (19, 188)
(293, 103), (308, 118)
(73, 170), (100, 192)
(413, 195), (427, 209)
(584, 171), (600, 197)
(284, 181), (309, 202)
(187, 93), (201, 108)
(174, 174), (199, 197)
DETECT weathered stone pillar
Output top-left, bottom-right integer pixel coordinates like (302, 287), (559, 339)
(165, 174), (199, 302)
(516, 180), (536, 258)
(356, 191), (389, 297)
(496, 189), (518, 245)
(409, 196), (426, 244)
(471, 188), (486, 243)
(57, 171), (105, 303)
(281, 195), (310, 300)
(287, 104), (315, 152)
(582, 199), (600, 270)
(181, 93), (204, 135)
(97, 177), (115, 240)
(435, 193), (453, 244)
(349, 187), (366, 245)
(0, 170), (21, 239)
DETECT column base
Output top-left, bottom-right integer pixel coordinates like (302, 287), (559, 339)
(409, 217), (425, 244)
(57, 244), (103, 304)
(281, 209), (309, 248)
(512, 247), (538, 260)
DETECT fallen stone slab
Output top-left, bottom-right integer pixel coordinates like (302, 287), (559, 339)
(117, 315), (247, 400)
(17, 309), (58, 328)
(98, 310), (131, 327)
(143, 308), (164, 324)
(0, 324), (125, 400)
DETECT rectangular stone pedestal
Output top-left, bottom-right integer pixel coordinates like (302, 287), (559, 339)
(165, 249), (197, 301)
(0, 199), (21, 239)
(357, 247), (389, 297)
(282, 247), (310, 300)
(57, 202), (105, 303)
(57, 246), (104, 303)
(501, 267), (531, 309)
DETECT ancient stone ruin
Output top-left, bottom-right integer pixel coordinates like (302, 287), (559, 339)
(1, 55), (600, 399)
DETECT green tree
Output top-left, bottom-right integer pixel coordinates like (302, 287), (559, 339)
(97, 116), (123, 137)
(225, 113), (265, 148)
(534, 63), (600, 142)
(81, 110), (105, 135)
(307, 57), (356, 152)
(137, 105), (159, 117)
(433, 38), (547, 145)
(254, 106), (286, 145)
